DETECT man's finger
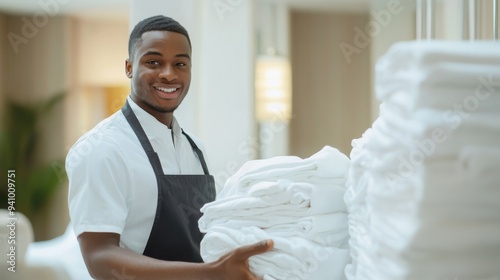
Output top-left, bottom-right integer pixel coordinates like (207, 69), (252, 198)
(235, 239), (274, 261)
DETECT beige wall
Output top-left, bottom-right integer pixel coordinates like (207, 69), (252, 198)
(75, 17), (129, 86)
(5, 17), (69, 102)
(290, 11), (371, 157)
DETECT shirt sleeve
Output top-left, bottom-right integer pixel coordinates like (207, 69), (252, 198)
(66, 133), (132, 237)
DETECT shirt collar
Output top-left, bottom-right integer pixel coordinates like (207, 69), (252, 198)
(127, 96), (182, 139)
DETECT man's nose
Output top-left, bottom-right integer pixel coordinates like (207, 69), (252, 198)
(159, 64), (178, 81)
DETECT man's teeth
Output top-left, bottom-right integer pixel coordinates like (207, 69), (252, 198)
(156, 87), (177, 93)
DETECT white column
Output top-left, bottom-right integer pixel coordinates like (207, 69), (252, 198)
(436, 0), (464, 40)
(370, 0), (415, 121)
(130, 0), (256, 190)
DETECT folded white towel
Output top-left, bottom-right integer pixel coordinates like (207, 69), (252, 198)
(371, 103), (500, 155)
(218, 146), (350, 197)
(248, 178), (347, 197)
(199, 181), (347, 231)
(375, 41), (500, 105)
(200, 226), (349, 280)
(265, 214), (349, 247)
(201, 212), (348, 247)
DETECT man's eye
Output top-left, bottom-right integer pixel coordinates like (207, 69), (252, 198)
(177, 62), (186, 67)
(147, 61), (159, 65)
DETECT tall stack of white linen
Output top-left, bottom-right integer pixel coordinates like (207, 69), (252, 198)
(199, 146), (351, 280)
(345, 41), (500, 280)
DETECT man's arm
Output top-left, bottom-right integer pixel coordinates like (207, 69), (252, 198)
(78, 232), (273, 280)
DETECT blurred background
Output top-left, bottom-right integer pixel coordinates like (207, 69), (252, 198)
(0, 0), (497, 278)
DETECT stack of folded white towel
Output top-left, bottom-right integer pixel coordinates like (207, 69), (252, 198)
(200, 146), (351, 280)
(345, 41), (500, 280)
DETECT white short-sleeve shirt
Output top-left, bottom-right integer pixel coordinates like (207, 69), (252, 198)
(66, 97), (207, 254)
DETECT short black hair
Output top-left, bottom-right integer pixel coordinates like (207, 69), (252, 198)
(128, 15), (191, 59)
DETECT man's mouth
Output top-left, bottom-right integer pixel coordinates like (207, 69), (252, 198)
(153, 85), (180, 98)
(154, 86), (178, 93)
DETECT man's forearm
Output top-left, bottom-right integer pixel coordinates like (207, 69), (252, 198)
(85, 243), (217, 280)
(79, 232), (217, 280)
(78, 231), (272, 280)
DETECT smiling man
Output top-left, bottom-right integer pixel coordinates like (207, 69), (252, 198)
(66, 15), (272, 280)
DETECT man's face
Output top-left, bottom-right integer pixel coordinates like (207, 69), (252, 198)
(126, 31), (191, 118)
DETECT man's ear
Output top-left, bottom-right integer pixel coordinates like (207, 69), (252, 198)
(125, 59), (133, 78)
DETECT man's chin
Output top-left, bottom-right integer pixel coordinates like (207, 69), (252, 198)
(149, 103), (178, 113)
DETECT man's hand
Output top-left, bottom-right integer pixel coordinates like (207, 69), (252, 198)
(210, 239), (274, 280)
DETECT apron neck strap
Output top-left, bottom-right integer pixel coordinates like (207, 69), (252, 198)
(121, 100), (211, 176)
(181, 129), (210, 175)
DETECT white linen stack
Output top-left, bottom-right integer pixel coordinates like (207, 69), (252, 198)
(200, 146), (351, 280)
(345, 41), (500, 280)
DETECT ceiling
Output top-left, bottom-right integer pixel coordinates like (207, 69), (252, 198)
(0, 0), (370, 18)
(0, 0), (129, 18)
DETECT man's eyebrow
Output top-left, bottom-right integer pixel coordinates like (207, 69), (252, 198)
(142, 51), (162, 57)
(176, 53), (191, 59)
(141, 51), (191, 60)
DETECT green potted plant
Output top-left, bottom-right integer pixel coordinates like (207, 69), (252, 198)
(0, 93), (66, 224)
